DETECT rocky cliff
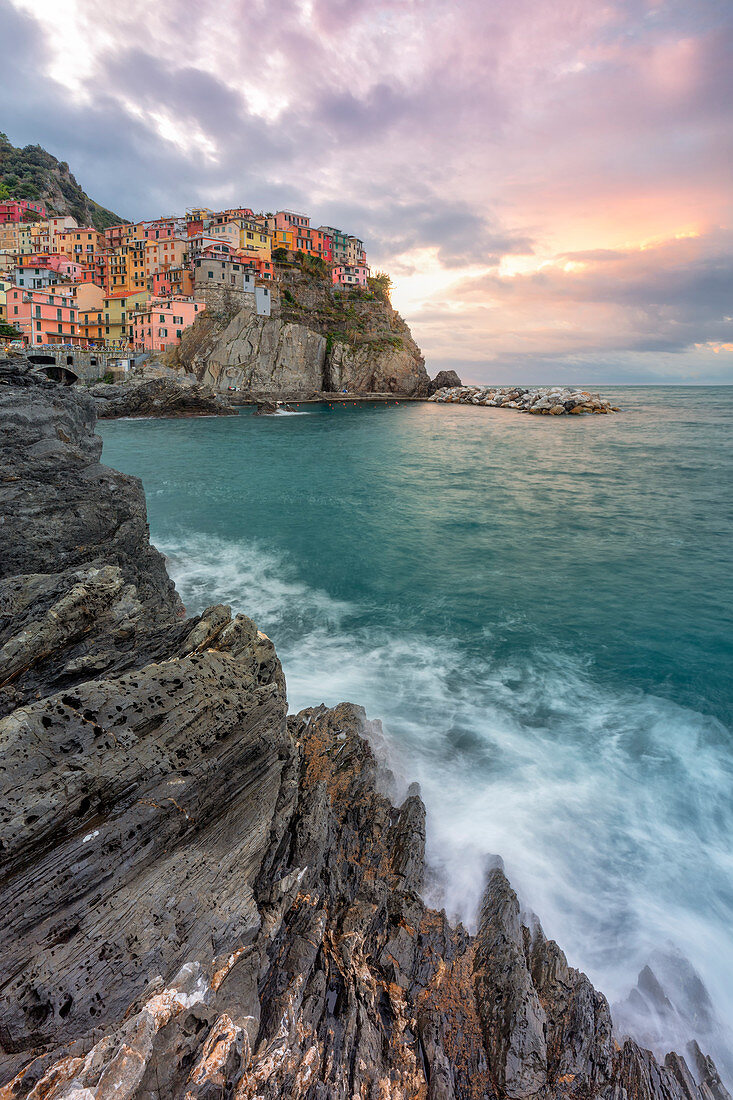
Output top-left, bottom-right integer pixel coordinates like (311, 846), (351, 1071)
(163, 267), (430, 398)
(0, 134), (124, 231)
(0, 359), (729, 1100)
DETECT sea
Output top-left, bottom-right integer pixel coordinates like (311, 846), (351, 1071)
(99, 386), (733, 1062)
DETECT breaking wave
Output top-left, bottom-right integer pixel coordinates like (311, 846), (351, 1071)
(162, 529), (733, 1063)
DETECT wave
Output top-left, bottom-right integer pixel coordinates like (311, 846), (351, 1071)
(161, 529), (733, 1061)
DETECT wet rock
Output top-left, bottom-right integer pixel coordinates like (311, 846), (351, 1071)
(90, 377), (238, 418)
(1, 364), (724, 1100)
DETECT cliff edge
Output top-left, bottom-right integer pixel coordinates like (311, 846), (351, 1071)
(0, 360), (728, 1100)
(163, 266), (430, 399)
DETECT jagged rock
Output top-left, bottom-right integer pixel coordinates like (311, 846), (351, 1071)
(89, 377), (238, 418)
(0, 363), (725, 1100)
(428, 369), (463, 395)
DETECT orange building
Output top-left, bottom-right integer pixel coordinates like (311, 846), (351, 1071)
(57, 227), (106, 262)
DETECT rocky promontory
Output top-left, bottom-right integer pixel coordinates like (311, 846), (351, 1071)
(162, 266), (431, 400)
(0, 359), (727, 1100)
(90, 377), (238, 419)
(429, 384), (619, 414)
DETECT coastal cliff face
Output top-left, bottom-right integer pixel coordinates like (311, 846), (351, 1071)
(163, 268), (430, 398)
(0, 361), (729, 1100)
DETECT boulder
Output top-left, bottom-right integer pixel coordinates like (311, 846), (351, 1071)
(90, 377), (238, 418)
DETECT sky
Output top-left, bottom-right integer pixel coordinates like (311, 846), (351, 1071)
(1, 0), (731, 383)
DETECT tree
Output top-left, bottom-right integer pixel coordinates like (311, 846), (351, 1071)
(368, 271), (393, 303)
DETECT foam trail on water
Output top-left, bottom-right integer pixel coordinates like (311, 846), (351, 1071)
(163, 529), (733, 1063)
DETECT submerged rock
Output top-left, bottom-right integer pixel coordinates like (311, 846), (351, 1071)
(0, 359), (726, 1100)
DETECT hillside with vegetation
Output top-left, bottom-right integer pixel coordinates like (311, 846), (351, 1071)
(0, 134), (124, 230)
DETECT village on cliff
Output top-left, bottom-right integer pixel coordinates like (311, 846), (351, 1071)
(0, 198), (370, 353)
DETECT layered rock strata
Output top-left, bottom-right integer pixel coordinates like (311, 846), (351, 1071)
(162, 269), (430, 399)
(1, 360), (726, 1100)
(429, 385), (618, 414)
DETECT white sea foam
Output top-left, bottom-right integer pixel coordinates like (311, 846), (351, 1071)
(162, 529), (733, 1063)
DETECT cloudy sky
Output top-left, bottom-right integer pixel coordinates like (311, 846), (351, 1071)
(1, 0), (731, 382)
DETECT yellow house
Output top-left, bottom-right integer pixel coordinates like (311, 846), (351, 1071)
(0, 223), (35, 255)
(239, 218), (272, 260)
(0, 276), (13, 326)
(271, 228), (293, 253)
(79, 290), (149, 346)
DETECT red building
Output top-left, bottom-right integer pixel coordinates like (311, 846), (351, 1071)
(0, 199), (47, 223)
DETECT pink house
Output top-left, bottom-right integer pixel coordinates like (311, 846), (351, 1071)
(273, 210), (310, 232)
(0, 199), (47, 223)
(24, 252), (83, 280)
(332, 263), (370, 289)
(130, 296), (205, 350)
(6, 286), (80, 345)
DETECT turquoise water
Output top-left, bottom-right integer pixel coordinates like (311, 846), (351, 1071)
(99, 388), (733, 1043)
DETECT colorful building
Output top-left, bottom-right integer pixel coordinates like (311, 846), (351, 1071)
(57, 227), (106, 262)
(78, 290), (149, 347)
(144, 237), (188, 279)
(6, 286), (80, 345)
(0, 199), (47, 223)
(149, 266), (194, 298)
(319, 227), (350, 265)
(46, 216), (79, 250)
(238, 217), (272, 261)
(130, 296), (205, 351)
(332, 263), (370, 289)
(14, 265), (60, 289)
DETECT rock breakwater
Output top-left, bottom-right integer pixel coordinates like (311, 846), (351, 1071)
(1, 357), (727, 1100)
(429, 384), (618, 414)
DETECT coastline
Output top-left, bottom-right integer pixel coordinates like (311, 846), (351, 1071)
(0, 359), (726, 1100)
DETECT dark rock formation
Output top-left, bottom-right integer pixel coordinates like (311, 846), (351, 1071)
(428, 369), (463, 395)
(90, 378), (239, 419)
(0, 359), (727, 1100)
